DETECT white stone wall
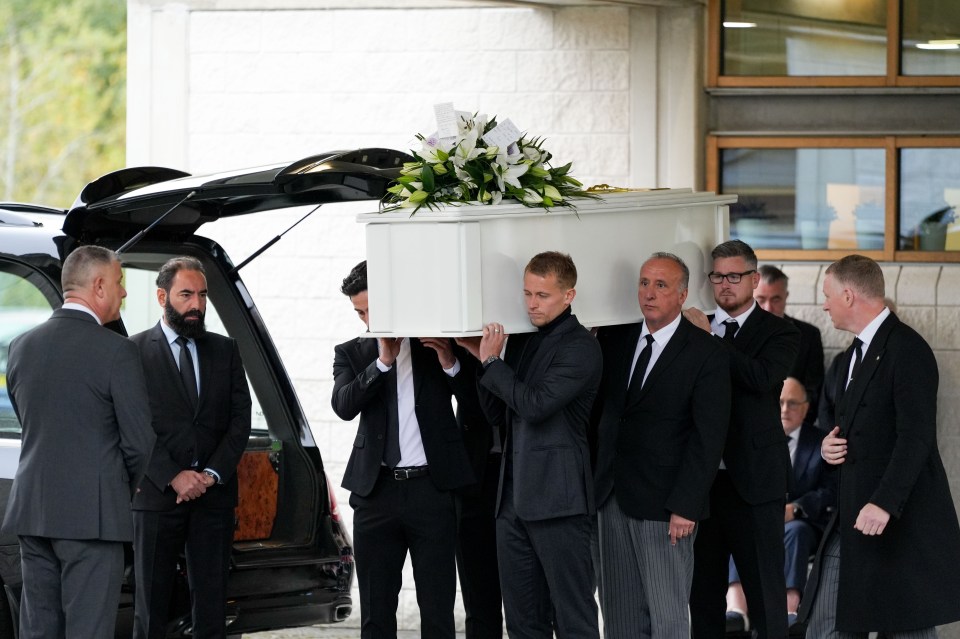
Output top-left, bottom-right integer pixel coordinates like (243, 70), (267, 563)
(182, 6), (634, 186)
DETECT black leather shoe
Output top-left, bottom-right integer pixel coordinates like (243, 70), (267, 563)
(725, 611), (750, 633)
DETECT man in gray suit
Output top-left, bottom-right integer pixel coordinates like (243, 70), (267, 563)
(593, 253), (730, 638)
(3, 245), (155, 638)
(476, 251), (602, 639)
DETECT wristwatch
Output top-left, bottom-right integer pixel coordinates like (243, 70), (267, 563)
(483, 355), (500, 368)
(203, 469), (219, 484)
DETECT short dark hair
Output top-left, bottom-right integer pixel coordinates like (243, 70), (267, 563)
(156, 256), (205, 292)
(711, 240), (758, 269)
(825, 254), (885, 300)
(340, 261), (367, 297)
(525, 251), (577, 290)
(62, 245), (118, 294)
(759, 264), (788, 285)
(647, 252), (689, 292)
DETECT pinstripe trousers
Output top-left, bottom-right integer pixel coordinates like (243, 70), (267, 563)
(597, 494), (696, 639)
(806, 532), (936, 639)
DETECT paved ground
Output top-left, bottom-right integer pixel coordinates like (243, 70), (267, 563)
(246, 626), (467, 638)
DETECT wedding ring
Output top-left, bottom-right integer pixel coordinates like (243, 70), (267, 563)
(494, 329), (500, 333)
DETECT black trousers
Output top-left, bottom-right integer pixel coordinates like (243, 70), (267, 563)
(349, 468), (458, 639)
(496, 476), (599, 639)
(455, 453), (503, 639)
(691, 470), (787, 639)
(133, 503), (234, 639)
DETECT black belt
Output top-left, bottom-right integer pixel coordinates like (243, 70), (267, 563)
(382, 466), (429, 480)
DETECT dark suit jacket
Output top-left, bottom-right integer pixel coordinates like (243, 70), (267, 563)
(594, 317), (730, 522)
(3, 309), (155, 541)
(787, 315), (825, 417)
(824, 313), (960, 631)
(130, 323), (252, 511)
(789, 423), (836, 531)
(716, 306), (800, 505)
(817, 351), (843, 431)
(331, 337), (474, 497)
(478, 313), (601, 522)
(454, 354), (498, 496)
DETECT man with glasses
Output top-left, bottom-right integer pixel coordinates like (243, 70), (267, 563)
(725, 377), (836, 631)
(684, 240), (799, 639)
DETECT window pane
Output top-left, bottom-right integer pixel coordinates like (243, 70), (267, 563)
(901, 0), (960, 75)
(899, 148), (960, 251)
(722, 0), (886, 76)
(721, 147), (886, 250)
(0, 270), (56, 437)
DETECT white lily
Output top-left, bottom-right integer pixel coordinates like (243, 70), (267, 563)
(523, 145), (542, 163)
(494, 161), (529, 191)
(455, 167), (477, 189)
(451, 128), (483, 168)
(420, 135), (453, 164)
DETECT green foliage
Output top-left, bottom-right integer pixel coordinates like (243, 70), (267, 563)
(0, 0), (126, 208)
(0, 273), (48, 308)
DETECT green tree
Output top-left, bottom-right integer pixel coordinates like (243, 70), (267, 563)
(0, 0), (126, 208)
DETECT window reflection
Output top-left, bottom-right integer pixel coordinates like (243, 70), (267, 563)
(902, 0), (960, 75)
(721, 147), (885, 250)
(900, 149), (960, 251)
(722, 0), (886, 76)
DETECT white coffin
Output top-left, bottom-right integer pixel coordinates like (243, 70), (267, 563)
(360, 189), (736, 337)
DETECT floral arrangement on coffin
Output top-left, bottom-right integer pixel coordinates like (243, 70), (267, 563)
(382, 111), (598, 213)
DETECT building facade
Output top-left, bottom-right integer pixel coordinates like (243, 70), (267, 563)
(127, 0), (960, 633)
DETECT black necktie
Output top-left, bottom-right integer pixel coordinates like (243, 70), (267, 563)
(176, 336), (199, 408)
(723, 319), (739, 343)
(848, 337), (864, 387)
(383, 367), (402, 469)
(627, 334), (655, 397)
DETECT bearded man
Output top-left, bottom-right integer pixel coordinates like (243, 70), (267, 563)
(130, 256), (252, 639)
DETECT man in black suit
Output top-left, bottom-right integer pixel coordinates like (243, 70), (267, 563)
(453, 375), (503, 639)
(331, 261), (475, 639)
(4, 245), (155, 639)
(755, 265), (825, 421)
(593, 252), (730, 638)
(475, 251), (602, 639)
(684, 240), (799, 639)
(130, 256), (252, 639)
(804, 255), (960, 638)
(725, 377), (836, 628)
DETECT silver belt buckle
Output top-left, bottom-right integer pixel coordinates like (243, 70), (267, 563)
(393, 468), (409, 480)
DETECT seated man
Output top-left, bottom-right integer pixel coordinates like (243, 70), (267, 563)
(726, 377), (837, 631)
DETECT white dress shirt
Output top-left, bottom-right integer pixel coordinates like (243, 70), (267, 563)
(846, 307), (891, 388)
(376, 338), (460, 468)
(628, 313), (682, 388)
